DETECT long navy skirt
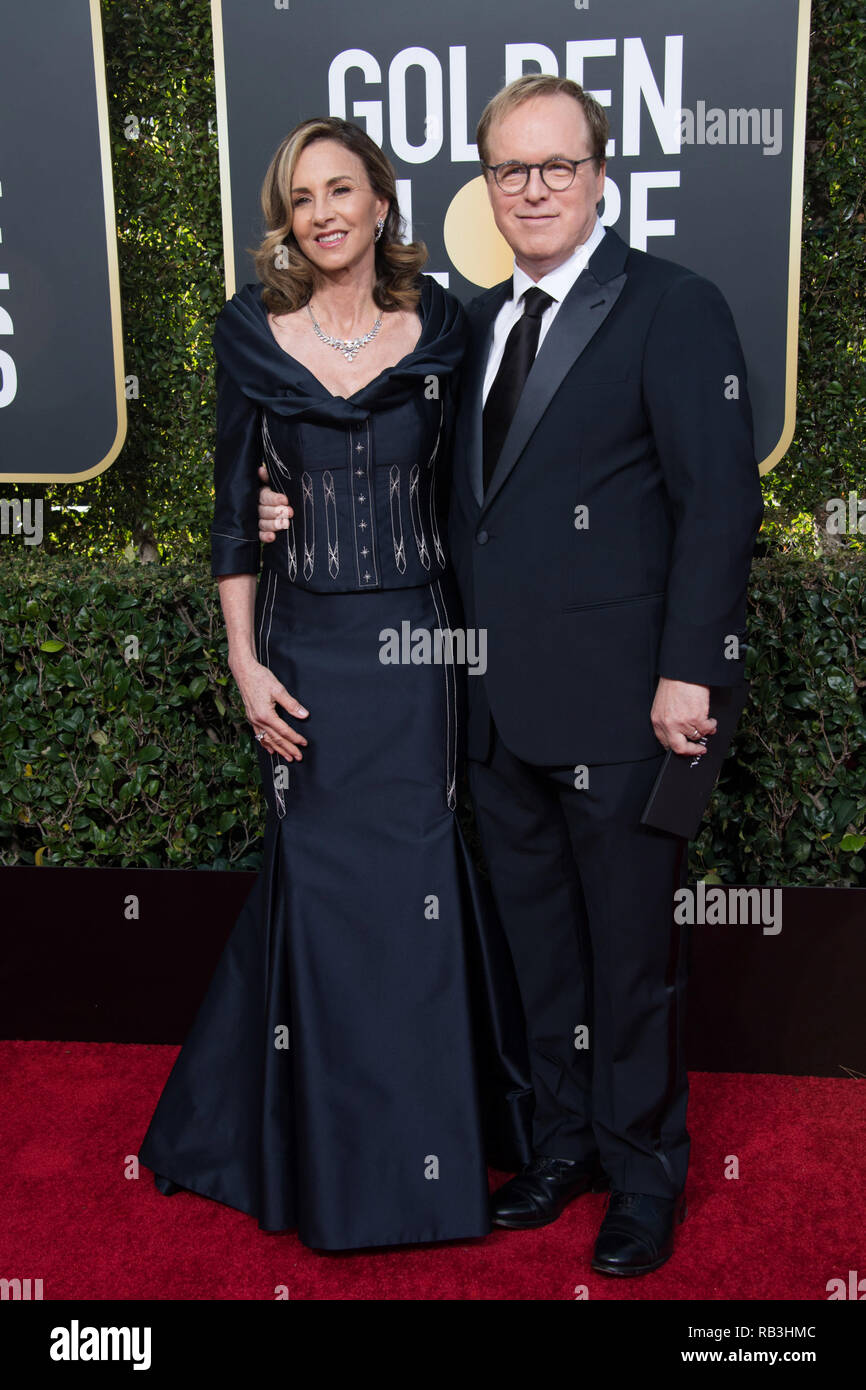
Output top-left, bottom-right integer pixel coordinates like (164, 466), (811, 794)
(138, 567), (532, 1250)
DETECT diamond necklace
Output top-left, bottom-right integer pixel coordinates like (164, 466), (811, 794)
(306, 301), (382, 362)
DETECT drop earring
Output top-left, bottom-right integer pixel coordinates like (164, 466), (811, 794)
(374, 217), (384, 243)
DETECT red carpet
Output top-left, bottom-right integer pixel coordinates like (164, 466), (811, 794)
(2, 1041), (862, 1300)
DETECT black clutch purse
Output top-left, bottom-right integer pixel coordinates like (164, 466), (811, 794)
(640, 683), (750, 840)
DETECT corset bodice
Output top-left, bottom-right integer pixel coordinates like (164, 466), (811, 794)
(259, 387), (450, 592)
(209, 274), (468, 588)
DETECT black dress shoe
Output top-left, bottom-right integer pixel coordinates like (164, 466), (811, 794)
(591, 1189), (687, 1276)
(491, 1156), (609, 1230)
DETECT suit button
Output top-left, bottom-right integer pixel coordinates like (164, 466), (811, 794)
(476, 529), (489, 545)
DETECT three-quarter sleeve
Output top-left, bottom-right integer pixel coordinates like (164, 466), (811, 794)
(210, 358), (263, 578)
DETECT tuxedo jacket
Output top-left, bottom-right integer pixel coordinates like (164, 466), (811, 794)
(447, 227), (765, 767)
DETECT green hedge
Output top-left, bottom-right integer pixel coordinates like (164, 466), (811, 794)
(767, 0), (866, 553)
(0, 0), (862, 559)
(1, 553), (864, 884)
(0, 0), (863, 885)
(0, 556), (262, 870)
(691, 555), (866, 886)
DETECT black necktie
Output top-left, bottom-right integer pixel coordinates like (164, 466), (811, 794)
(482, 286), (554, 491)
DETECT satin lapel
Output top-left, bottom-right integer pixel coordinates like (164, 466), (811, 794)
(481, 267), (627, 515)
(462, 284), (510, 508)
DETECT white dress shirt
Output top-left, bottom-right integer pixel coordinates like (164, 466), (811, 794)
(482, 217), (606, 405)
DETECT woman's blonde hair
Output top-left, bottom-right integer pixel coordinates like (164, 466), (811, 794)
(252, 117), (427, 314)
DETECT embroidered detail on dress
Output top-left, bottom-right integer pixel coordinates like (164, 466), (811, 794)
(301, 471), (315, 581)
(261, 414), (296, 580)
(427, 399), (446, 569)
(262, 414), (291, 483)
(286, 522), (297, 582)
(323, 470), (339, 578)
(347, 419), (378, 586)
(408, 463), (430, 569)
(389, 466), (406, 574)
(430, 579), (457, 811)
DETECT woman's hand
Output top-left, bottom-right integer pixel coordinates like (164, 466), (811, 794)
(257, 464), (291, 542)
(229, 651), (309, 761)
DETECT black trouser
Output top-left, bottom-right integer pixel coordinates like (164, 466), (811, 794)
(468, 721), (691, 1198)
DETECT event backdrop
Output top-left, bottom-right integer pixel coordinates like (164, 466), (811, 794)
(0, 0), (125, 483)
(212, 0), (810, 473)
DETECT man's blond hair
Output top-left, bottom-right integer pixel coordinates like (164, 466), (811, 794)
(476, 74), (609, 171)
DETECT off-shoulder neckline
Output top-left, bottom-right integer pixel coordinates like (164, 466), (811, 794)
(255, 276), (431, 403)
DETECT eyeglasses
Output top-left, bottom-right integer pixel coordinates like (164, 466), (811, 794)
(482, 156), (597, 193)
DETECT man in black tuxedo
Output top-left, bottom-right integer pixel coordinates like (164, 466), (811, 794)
(256, 74), (763, 1275)
(446, 73), (763, 1275)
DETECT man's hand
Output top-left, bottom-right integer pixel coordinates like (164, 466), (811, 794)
(650, 677), (716, 756)
(257, 464), (292, 543)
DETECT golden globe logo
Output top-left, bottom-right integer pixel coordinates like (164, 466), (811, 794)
(443, 177), (513, 288)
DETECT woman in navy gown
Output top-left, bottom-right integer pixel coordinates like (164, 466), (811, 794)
(137, 117), (531, 1250)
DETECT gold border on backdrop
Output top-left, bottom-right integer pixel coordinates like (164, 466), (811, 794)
(211, 0), (237, 299)
(1, 0), (127, 483)
(759, 0), (811, 476)
(210, 0), (812, 475)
